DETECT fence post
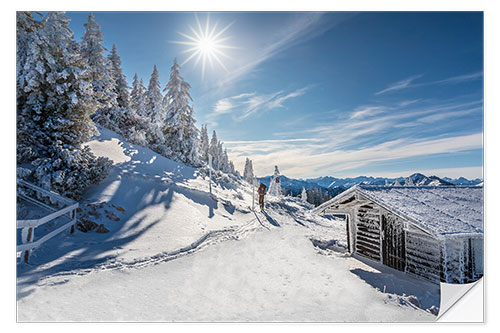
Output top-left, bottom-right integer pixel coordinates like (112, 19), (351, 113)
(22, 227), (34, 263)
(208, 154), (213, 194)
(70, 208), (76, 234)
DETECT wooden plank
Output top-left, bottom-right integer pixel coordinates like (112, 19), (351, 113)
(406, 255), (441, 271)
(356, 239), (380, 252)
(16, 217), (77, 252)
(407, 232), (440, 244)
(16, 203), (78, 228)
(17, 179), (74, 205)
(406, 265), (441, 281)
(357, 222), (380, 230)
(356, 235), (380, 247)
(357, 227), (380, 236)
(356, 244), (380, 258)
(357, 214), (380, 221)
(406, 245), (440, 258)
(356, 230), (380, 241)
(356, 248), (380, 261)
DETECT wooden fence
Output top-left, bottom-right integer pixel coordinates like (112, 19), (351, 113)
(16, 179), (78, 263)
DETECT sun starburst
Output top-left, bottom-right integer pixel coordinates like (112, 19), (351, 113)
(173, 15), (236, 79)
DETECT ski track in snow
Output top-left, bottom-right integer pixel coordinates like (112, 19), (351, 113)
(17, 128), (439, 322)
(34, 217), (263, 286)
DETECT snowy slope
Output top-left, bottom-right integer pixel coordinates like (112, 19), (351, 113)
(17, 128), (438, 322)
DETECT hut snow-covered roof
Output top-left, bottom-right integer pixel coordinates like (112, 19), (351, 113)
(314, 185), (483, 238)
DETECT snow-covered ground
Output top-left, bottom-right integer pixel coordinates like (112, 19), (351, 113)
(17, 128), (438, 322)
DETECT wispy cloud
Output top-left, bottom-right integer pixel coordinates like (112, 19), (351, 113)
(350, 105), (389, 119)
(218, 13), (355, 87)
(206, 86), (310, 125)
(226, 97), (483, 178)
(228, 132), (482, 178)
(375, 72), (483, 96)
(433, 71), (483, 85)
(374, 75), (423, 95)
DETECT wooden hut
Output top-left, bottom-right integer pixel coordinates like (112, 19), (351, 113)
(312, 185), (483, 284)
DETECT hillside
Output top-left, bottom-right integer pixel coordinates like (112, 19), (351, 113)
(17, 128), (438, 322)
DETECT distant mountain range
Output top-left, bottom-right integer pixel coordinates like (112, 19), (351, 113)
(257, 173), (483, 197)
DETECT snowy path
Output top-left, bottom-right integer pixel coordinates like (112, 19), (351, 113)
(17, 217), (435, 322)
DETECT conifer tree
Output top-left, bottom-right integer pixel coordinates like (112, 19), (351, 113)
(243, 158), (255, 183)
(107, 43), (129, 109)
(137, 79), (148, 117)
(229, 161), (236, 175)
(200, 124), (210, 162)
(221, 148), (230, 173)
(17, 12), (112, 199)
(146, 64), (163, 124)
(209, 130), (219, 169)
(268, 165), (282, 197)
(162, 59), (199, 165)
(17, 11), (44, 161)
(80, 13), (117, 123)
(301, 187), (307, 202)
(129, 73), (141, 112)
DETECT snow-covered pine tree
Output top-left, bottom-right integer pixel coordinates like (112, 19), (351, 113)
(117, 73), (150, 145)
(217, 141), (225, 170)
(199, 124), (210, 162)
(80, 13), (118, 128)
(129, 73), (141, 111)
(301, 187), (307, 202)
(229, 160), (236, 175)
(394, 178), (402, 186)
(385, 179), (390, 186)
(146, 64), (163, 124)
(243, 158), (255, 183)
(107, 43), (129, 109)
(162, 59), (199, 166)
(17, 12), (111, 199)
(268, 165), (282, 197)
(209, 130), (219, 169)
(16, 11), (44, 162)
(144, 64), (165, 146)
(221, 148), (230, 173)
(405, 176), (414, 186)
(243, 158), (249, 180)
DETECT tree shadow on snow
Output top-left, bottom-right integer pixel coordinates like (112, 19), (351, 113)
(17, 132), (231, 299)
(16, 175), (175, 299)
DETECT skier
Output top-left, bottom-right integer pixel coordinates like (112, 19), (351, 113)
(257, 183), (267, 211)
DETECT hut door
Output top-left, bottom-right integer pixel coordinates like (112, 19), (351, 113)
(382, 214), (406, 271)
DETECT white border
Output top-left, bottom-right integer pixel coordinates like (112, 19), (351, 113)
(3, 0), (499, 330)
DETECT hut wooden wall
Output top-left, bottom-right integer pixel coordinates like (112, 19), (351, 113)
(470, 238), (483, 280)
(444, 238), (484, 283)
(405, 225), (442, 283)
(354, 204), (381, 262)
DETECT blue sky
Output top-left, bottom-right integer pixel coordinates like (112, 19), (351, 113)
(66, 11), (483, 179)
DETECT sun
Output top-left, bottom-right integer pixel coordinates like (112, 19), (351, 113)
(173, 15), (235, 79)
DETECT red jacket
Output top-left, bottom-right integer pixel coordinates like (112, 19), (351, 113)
(258, 184), (267, 196)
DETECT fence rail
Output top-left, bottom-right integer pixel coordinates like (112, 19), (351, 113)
(16, 179), (78, 263)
